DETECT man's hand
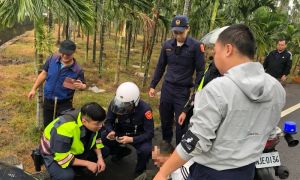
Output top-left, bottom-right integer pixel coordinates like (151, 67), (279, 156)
(149, 88), (156, 97)
(86, 161), (98, 173)
(97, 157), (106, 173)
(117, 136), (133, 144)
(281, 75), (287, 82)
(178, 112), (187, 126)
(28, 89), (36, 100)
(106, 131), (116, 140)
(74, 80), (86, 90)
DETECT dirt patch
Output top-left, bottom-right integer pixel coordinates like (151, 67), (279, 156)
(0, 109), (10, 121)
(0, 125), (13, 147)
(0, 56), (28, 66)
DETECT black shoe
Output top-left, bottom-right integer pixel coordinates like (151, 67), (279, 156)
(111, 146), (132, 162)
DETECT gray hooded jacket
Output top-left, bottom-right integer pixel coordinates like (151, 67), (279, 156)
(177, 62), (286, 170)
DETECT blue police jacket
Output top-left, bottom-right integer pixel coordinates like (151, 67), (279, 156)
(105, 100), (154, 144)
(150, 37), (205, 89)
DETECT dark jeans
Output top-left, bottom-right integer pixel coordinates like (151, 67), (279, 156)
(43, 98), (73, 127)
(45, 148), (109, 180)
(188, 163), (255, 180)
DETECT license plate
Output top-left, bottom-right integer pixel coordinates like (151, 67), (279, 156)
(255, 152), (281, 168)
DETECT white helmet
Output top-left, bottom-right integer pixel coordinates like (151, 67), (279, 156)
(111, 82), (140, 115)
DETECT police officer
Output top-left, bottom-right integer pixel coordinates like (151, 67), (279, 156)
(102, 82), (154, 176)
(28, 40), (86, 127)
(263, 39), (292, 83)
(40, 102), (107, 180)
(148, 15), (205, 145)
(178, 58), (222, 133)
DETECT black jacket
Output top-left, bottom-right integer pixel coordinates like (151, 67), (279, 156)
(182, 62), (221, 113)
(263, 50), (292, 79)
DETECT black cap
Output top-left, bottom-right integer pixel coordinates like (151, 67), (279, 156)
(59, 40), (76, 55)
(171, 15), (189, 32)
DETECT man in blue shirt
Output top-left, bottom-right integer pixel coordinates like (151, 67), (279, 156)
(149, 15), (205, 145)
(28, 40), (86, 127)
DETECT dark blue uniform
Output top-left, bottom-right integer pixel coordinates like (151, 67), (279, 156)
(150, 37), (205, 144)
(102, 100), (154, 174)
(188, 163), (255, 180)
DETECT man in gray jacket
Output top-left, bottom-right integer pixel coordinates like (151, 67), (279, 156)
(154, 24), (286, 180)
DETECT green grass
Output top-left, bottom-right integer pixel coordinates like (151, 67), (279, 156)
(0, 28), (163, 172)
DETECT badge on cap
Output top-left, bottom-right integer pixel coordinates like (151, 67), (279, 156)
(145, 111), (153, 120)
(176, 20), (181, 26)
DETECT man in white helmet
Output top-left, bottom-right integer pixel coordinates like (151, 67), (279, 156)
(102, 82), (154, 177)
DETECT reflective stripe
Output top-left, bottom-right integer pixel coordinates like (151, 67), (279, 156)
(40, 135), (51, 155)
(57, 154), (74, 165)
(181, 166), (189, 180)
(197, 68), (208, 92)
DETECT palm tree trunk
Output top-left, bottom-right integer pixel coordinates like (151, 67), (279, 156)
(209, 0), (220, 32)
(161, 28), (165, 43)
(85, 31), (90, 61)
(99, 0), (105, 77)
(77, 23), (81, 38)
(143, 0), (161, 87)
(57, 17), (61, 45)
(73, 22), (76, 42)
(66, 13), (70, 40)
(114, 22), (126, 85)
(34, 19), (44, 130)
(92, 0), (98, 63)
(62, 22), (65, 36)
(108, 22), (112, 39)
(140, 30), (146, 69)
(183, 0), (191, 16)
(126, 20), (133, 69)
(115, 28), (118, 48)
(48, 8), (53, 33)
(132, 22), (138, 48)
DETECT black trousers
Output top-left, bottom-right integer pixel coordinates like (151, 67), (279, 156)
(160, 82), (191, 145)
(43, 98), (73, 127)
(188, 163), (255, 180)
(101, 131), (152, 173)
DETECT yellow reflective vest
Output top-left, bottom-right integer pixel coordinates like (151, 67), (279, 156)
(40, 110), (104, 168)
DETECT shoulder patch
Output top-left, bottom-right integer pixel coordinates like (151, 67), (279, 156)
(145, 111), (153, 120)
(199, 44), (205, 52)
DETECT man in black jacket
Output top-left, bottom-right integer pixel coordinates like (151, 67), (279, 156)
(263, 39), (292, 83)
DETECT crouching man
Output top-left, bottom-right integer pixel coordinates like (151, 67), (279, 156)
(40, 102), (107, 180)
